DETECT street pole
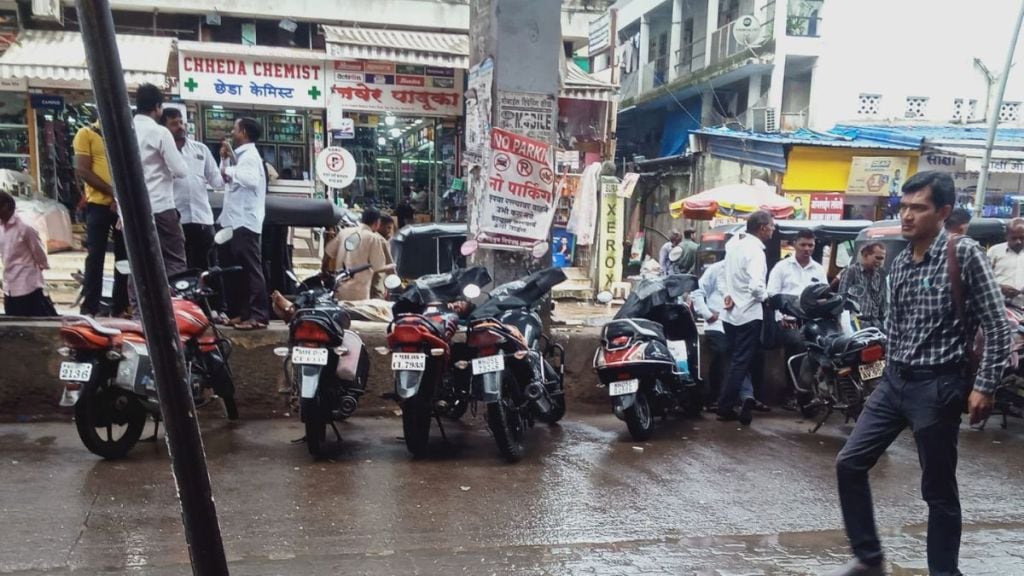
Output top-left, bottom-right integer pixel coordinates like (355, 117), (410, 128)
(75, 2), (229, 574)
(468, 0), (562, 291)
(974, 0), (1024, 216)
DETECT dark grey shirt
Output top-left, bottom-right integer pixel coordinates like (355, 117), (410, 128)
(839, 262), (888, 324)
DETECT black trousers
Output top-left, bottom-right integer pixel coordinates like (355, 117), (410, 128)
(82, 203), (128, 316)
(836, 367), (966, 575)
(719, 320), (761, 410)
(4, 288), (56, 317)
(706, 330), (728, 406)
(219, 227), (269, 323)
(182, 223), (214, 271)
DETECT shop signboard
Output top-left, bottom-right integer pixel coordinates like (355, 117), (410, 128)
(809, 193), (844, 220)
(785, 193), (811, 219)
(464, 58), (494, 166)
(965, 156), (1024, 174)
(846, 156), (910, 196)
(329, 60), (463, 118)
(598, 177), (624, 292)
(179, 51), (327, 108)
(477, 127), (557, 249)
(316, 146), (357, 189)
(588, 11), (612, 54)
(496, 91), (557, 143)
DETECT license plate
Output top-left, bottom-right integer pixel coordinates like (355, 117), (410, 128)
(392, 352), (426, 371)
(859, 360), (886, 381)
(292, 347), (328, 366)
(608, 378), (639, 396)
(59, 362), (93, 382)
(472, 354), (505, 375)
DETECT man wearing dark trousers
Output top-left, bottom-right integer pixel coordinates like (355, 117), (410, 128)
(219, 117), (269, 330)
(719, 210), (775, 425)
(73, 121), (128, 317)
(830, 171), (1009, 576)
(161, 107), (223, 271)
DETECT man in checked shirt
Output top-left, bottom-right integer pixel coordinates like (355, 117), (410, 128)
(830, 171), (1009, 576)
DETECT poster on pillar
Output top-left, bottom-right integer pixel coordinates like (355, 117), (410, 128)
(464, 58), (494, 166)
(496, 91), (557, 143)
(179, 52), (327, 108)
(598, 177), (624, 292)
(476, 128), (557, 250)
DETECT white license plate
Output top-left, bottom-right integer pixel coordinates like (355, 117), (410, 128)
(859, 360), (886, 381)
(59, 362), (93, 382)
(392, 352), (426, 371)
(472, 354), (505, 375)
(608, 378), (639, 396)
(292, 347), (328, 366)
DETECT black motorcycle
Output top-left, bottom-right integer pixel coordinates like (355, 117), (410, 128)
(593, 274), (703, 440)
(773, 284), (887, 432)
(459, 267), (567, 462)
(274, 266), (372, 458)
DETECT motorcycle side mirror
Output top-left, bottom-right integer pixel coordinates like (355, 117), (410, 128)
(384, 274), (403, 290)
(460, 239), (479, 256)
(531, 241), (550, 259)
(847, 284), (866, 300)
(214, 227), (234, 245)
(596, 291), (613, 304)
(114, 260), (131, 275)
(669, 245), (684, 263)
(463, 284), (482, 299)
(344, 232), (361, 252)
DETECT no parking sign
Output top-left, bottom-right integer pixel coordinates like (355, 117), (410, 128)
(316, 146), (357, 189)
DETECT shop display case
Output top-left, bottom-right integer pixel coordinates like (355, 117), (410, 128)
(267, 113), (305, 144)
(0, 94), (30, 173)
(203, 108), (242, 142)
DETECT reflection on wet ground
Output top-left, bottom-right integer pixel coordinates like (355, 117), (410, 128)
(1, 411), (1021, 575)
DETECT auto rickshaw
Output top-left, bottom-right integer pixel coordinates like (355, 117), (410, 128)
(390, 222), (468, 280)
(855, 218), (1008, 271)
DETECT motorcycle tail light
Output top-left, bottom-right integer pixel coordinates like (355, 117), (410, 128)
(609, 335), (631, 348)
(294, 321), (330, 344)
(860, 344), (884, 364)
(467, 330), (506, 349)
(389, 325), (426, 345)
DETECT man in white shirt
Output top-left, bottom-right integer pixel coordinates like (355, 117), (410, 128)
(691, 260), (753, 410)
(987, 217), (1024, 308)
(161, 107), (223, 271)
(218, 117), (269, 330)
(132, 84), (189, 279)
(719, 210), (774, 425)
(767, 228), (828, 410)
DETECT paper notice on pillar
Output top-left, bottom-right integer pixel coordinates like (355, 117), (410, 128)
(476, 128), (558, 250)
(496, 91), (557, 143)
(464, 58), (494, 166)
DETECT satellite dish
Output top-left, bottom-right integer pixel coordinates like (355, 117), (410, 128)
(732, 15), (764, 48)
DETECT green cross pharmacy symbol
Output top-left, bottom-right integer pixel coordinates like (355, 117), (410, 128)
(183, 77), (198, 93)
(308, 85), (321, 100)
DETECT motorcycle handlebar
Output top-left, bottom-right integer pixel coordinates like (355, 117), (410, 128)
(206, 266), (244, 276)
(341, 264), (372, 278)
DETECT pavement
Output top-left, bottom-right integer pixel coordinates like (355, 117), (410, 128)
(1, 411), (1023, 575)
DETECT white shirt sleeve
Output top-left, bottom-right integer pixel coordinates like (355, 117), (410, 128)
(227, 152), (264, 191)
(767, 260), (784, 296)
(160, 128), (189, 179)
(750, 248), (768, 303)
(203, 147), (225, 190)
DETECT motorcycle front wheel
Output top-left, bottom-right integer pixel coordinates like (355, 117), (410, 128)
(624, 390), (655, 441)
(301, 397), (327, 459)
(74, 377), (147, 460)
(486, 374), (526, 463)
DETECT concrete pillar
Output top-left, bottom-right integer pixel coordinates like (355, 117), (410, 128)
(638, 14), (650, 91)
(669, 0), (684, 81)
(768, 56), (786, 117)
(705, 0), (720, 68)
(468, 0), (562, 288)
(747, 73), (763, 126)
(701, 89), (715, 125)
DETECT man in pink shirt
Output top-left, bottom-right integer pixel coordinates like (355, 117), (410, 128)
(0, 192), (55, 316)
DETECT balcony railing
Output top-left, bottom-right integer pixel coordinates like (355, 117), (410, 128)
(675, 36), (707, 78)
(786, 15), (821, 37)
(708, 1), (776, 66)
(641, 55), (670, 93)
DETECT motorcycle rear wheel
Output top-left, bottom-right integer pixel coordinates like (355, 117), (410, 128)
(487, 374), (526, 463)
(301, 397), (327, 459)
(625, 390), (655, 441)
(402, 395), (433, 458)
(74, 378), (147, 460)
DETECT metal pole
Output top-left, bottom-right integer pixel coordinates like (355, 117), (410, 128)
(75, 2), (230, 574)
(974, 0), (1024, 216)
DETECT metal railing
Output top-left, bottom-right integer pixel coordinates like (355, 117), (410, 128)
(708, 2), (776, 66)
(675, 36), (707, 78)
(641, 54), (670, 92)
(786, 15), (822, 37)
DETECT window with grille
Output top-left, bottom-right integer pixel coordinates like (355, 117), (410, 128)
(999, 101), (1021, 123)
(905, 96), (928, 119)
(857, 93), (881, 116)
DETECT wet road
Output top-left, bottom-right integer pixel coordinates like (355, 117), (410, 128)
(1, 411), (1022, 575)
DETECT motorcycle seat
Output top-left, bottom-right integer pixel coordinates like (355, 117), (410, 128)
(99, 318), (145, 335)
(605, 318), (665, 342)
(822, 334), (853, 355)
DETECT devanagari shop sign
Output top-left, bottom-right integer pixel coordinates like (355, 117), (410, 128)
(178, 51), (327, 108)
(329, 60), (464, 117)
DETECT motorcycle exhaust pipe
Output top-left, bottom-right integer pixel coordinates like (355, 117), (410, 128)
(525, 383), (545, 401)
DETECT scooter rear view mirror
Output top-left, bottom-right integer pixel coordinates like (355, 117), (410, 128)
(462, 284), (482, 299)
(214, 228), (234, 245)
(344, 232), (361, 252)
(384, 274), (403, 290)
(531, 241), (550, 259)
(596, 291), (613, 304)
(460, 239), (479, 256)
(114, 260), (132, 275)
(669, 245), (684, 263)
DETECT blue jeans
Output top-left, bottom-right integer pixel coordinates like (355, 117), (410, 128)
(836, 366), (967, 575)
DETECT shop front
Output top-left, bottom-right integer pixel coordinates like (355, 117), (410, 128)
(919, 149), (1024, 218)
(0, 29), (174, 208)
(322, 25), (468, 221)
(176, 42), (328, 194)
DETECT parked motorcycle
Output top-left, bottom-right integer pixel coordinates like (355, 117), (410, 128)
(986, 303), (1024, 429)
(57, 230), (240, 459)
(773, 284), (887, 432)
(273, 265), (372, 458)
(593, 274), (703, 441)
(383, 266), (492, 457)
(458, 267), (567, 462)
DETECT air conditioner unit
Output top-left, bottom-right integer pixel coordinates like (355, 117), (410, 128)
(750, 107), (778, 132)
(31, 0), (62, 24)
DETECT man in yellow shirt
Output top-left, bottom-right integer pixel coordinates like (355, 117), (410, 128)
(73, 122), (128, 316)
(322, 208), (394, 301)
